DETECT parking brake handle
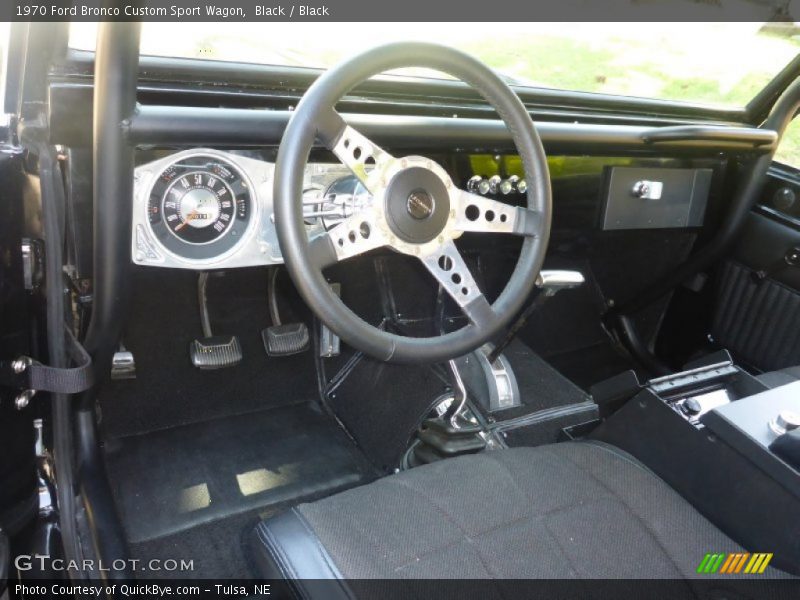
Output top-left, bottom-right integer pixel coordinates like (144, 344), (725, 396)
(487, 270), (585, 364)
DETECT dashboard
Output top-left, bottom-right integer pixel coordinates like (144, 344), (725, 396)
(131, 144), (725, 275)
(131, 149), (529, 270)
(132, 149), (368, 269)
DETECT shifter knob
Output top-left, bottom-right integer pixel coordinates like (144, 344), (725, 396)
(769, 410), (800, 436)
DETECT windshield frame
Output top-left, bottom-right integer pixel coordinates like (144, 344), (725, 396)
(8, 21), (800, 128)
(57, 47), (760, 125)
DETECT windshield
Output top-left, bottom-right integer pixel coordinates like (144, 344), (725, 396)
(69, 22), (799, 107)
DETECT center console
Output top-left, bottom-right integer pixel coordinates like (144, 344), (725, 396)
(590, 353), (800, 575)
(703, 381), (800, 496)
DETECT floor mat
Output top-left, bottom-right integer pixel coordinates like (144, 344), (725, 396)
(105, 403), (376, 544)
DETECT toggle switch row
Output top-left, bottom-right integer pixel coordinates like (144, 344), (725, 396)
(466, 175), (528, 196)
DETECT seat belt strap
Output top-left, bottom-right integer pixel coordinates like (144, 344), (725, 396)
(1, 326), (94, 395)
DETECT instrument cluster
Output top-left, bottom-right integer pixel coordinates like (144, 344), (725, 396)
(132, 149), (363, 270)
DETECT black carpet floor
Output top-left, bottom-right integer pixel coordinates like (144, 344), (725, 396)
(514, 256), (643, 391)
(325, 355), (450, 473)
(100, 268), (381, 577)
(105, 403), (376, 544)
(128, 475), (367, 581)
(100, 268), (318, 438)
(129, 508), (262, 580)
(545, 341), (642, 392)
(498, 339), (590, 420)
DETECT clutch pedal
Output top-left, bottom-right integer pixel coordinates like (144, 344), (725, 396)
(190, 272), (242, 370)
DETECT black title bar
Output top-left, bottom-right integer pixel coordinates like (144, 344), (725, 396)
(3, 0), (796, 22)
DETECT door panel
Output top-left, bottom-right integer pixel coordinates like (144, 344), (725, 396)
(710, 168), (800, 372)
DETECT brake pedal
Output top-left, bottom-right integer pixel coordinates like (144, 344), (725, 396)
(190, 272), (242, 369)
(262, 323), (310, 357)
(191, 336), (243, 370)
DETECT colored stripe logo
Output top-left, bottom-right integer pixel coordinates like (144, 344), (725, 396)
(697, 552), (773, 574)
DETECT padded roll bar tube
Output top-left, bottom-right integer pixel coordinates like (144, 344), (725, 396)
(83, 22), (139, 370)
(75, 21), (141, 580)
(122, 106), (777, 155)
(611, 75), (800, 323)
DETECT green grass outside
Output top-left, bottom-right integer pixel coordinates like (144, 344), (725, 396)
(454, 26), (800, 166)
(70, 22), (800, 166)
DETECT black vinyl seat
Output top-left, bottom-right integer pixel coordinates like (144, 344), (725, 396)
(250, 441), (775, 588)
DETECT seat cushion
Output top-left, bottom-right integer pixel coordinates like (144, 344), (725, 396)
(252, 441), (748, 581)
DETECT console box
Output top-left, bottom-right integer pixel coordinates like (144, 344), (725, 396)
(590, 365), (800, 574)
(702, 381), (800, 496)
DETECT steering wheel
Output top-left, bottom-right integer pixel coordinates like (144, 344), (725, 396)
(274, 42), (552, 363)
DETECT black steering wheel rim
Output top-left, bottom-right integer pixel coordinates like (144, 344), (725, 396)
(274, 42), (552, 363)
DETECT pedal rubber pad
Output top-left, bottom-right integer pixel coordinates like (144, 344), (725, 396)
(262, 323), (310, 357)
(190, 335), (243, 369)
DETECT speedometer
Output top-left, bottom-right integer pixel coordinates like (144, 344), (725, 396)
(162, 170), (235, 244)
(147, 154), (253, 260)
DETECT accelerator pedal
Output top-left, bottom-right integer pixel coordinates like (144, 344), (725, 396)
(262, 323), (310, 357)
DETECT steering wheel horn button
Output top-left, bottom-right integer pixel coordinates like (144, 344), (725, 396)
(406, 189), (435, 220)
(384, 166), (450, 244)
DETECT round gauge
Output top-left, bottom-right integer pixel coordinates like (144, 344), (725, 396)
(147, 155), (253, 260)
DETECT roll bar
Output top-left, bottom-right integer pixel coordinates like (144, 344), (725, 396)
(73, 21), (141, 580)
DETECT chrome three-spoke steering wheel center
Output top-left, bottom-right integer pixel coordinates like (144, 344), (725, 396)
(319, 124), (542, 322)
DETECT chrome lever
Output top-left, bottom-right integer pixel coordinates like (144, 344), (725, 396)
(535, 270), (586, 297)
(486, 270), (586, 365)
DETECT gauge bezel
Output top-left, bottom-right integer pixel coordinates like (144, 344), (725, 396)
(161, 170), (237, 245)
(145, 151), (258, 262)
(132, 150), (351, 270)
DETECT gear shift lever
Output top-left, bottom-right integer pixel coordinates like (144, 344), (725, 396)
(441, 358), (468, 428)
(404, 288), (487, 467)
